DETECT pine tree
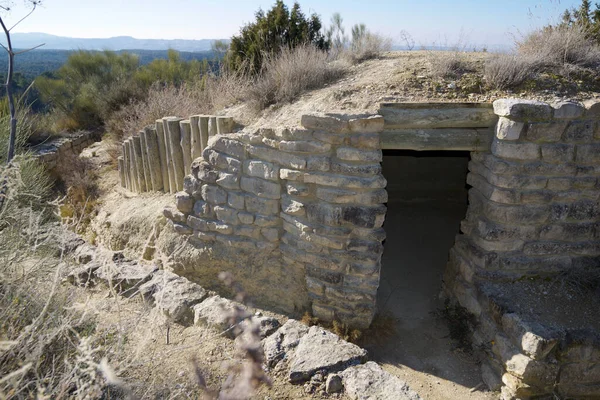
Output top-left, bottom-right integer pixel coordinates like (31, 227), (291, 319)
(227, 1), (328, 74)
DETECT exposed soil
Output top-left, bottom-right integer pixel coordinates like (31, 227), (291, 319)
(227, 51), (600, 130)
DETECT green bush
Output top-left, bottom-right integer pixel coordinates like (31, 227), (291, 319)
(36, 51), (143, 130)
(227, 1), (329, 74)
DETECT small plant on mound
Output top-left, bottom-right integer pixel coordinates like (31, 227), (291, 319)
(517, 23), (600, 74)
(246, 44), (343, 111)
(484, 53), (538, 90)
(325, 13), (391, 64)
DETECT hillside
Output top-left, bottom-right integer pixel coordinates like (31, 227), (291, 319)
(226, 51), (600, 130)
(3, 32), (226, 52)
(0, 48), (216, 80)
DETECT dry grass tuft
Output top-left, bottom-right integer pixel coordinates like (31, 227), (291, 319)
(356, 312), (398, 346)
(517, 23), (600, 72)
(341, 32), (392, 64)
(428, 51), (471, 79)
(484, 53), (538, 89)
(106, 83), (205, 141)
(246, 45), (344, 112)
(54, 152), (100, 234)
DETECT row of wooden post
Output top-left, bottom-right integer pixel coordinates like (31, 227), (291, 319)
(117, 115), (234, 193)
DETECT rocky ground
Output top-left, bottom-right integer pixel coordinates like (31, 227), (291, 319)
(62, 50), (600, 399)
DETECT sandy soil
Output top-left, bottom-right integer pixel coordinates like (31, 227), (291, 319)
(227, 51), (600, 130)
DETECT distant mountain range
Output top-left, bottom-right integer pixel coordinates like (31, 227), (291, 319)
(4, 33), (228, 51)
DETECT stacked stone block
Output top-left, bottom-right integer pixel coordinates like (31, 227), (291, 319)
(444, 99), (600, 399)
(36, 131), (99, 170)
(163, 113), (388, 328)
(119, 115), (234, 193)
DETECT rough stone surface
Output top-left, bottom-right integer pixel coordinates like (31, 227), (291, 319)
(325, 374), (343, 394)
(289, 326), (368, 383)
(193, 295), (246, 337)
(496, 117), (524, 141)
(340, 361), (422, 400)
(301, 113), (349, 133)
(552, 101), (585, 119)
(94, 261), (157, 292)
(493, 99), (553, 122)
(263, 319), (309, 368)
(152, 274), (208, 325)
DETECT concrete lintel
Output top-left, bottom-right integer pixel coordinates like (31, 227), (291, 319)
(379, 103), (498, 129)
(380, 128), (493, 151)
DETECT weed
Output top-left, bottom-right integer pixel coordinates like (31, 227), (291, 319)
(434, 299), (477, 352)
(484, 53), (538, 89)
(246, 45), (344, 112)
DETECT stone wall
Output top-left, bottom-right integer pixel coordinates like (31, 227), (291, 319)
(443, 99), (600, 399)
(36, 131), (99, 169)
(162, 113), (388, 328)
(118, 115), (234, 193)
(146, 99), (600, 397)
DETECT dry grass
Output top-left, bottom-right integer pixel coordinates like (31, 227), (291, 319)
(246, 45), (344, 112)
(341, 32), (392, 64)
(54, 152), (100, 235)
(484, 23), (600, 90)
(517, 23), (600, 72)
(106, 84), (205, 141)
(484, 53), (538, 89)
(0, 162), (104, 399)
(428, 51), (471, 79)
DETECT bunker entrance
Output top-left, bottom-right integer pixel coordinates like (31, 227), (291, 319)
(372, 150), (480, 387)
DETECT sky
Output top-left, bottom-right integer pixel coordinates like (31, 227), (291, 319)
(3, 0), (584, 47)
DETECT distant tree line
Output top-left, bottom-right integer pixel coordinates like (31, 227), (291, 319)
(560, 0), (600, 42)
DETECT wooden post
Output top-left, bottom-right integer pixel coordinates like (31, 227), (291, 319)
(208, 116), (218, 139)
(198, 115), (210, 154)
(190, 115), (202, 161)
(139, 130), (152, 191)
(144, 126), (163, 192)
(118, 156), (125, 187)
(165, 117), (184, 191)
(132, 135), (147, 192)
(180, 119), (192, 175)
(156, 119), (171, 193)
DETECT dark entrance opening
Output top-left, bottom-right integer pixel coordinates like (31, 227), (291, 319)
(371, 150), (483, 393)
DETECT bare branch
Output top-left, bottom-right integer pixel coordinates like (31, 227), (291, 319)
(14, 42), (44, 55)
(0, 41), (8, 53)
(8, 1), (37, 32)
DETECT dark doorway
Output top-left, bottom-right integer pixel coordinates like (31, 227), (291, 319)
(370, 150), (486, 395)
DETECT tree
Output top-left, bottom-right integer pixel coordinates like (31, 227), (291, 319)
(0, 1), (42, 215)
(0, 0), (43, 164)
(561, 0), (600, 42)
(227, 1), (328, 74)
(0, 0), (42, 164)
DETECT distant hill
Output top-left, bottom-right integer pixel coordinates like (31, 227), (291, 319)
(0, 49), (216, 80)
(3, 33), (228, 52)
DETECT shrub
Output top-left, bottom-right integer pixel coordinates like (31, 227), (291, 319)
(0, 163), (106, 398)
(227, 1), (329, 74)
(484, 53), (538, 89)
(428, 51), (471, 79)
(35, 51), (144, 131)
(325, 15), (391, 64)
(106, 83), (205, 140)
(54, 152), (100, 234)
(342, 24), (391, 64)
(517, 23), (600, 71)
(246, 44), (343, 111)
(0, 102), (37, 164)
